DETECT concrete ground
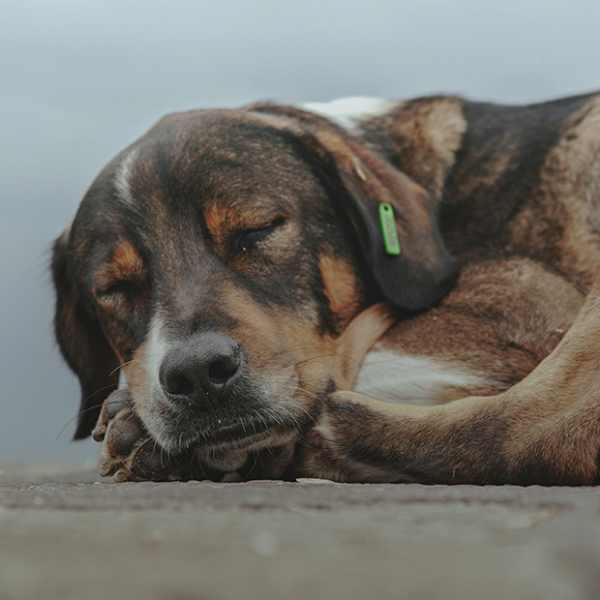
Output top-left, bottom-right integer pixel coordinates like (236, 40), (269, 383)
(0, 463), (599, 600)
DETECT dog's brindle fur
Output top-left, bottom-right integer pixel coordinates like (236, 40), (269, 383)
(53, 92), (600, 484)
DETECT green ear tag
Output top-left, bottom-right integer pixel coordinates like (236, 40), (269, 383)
(379, 202), (401, 256)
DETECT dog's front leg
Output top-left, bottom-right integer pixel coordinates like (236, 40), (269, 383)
(297, 384), (600, 485)
(297, 278), (600, 486)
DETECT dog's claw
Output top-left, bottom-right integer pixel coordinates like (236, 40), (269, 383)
(113, 468), (134, 483)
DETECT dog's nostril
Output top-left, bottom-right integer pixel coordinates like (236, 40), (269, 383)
(208, 359), (239, 385)
(160, 333), (244, 407)
(166, 374), (194, 397)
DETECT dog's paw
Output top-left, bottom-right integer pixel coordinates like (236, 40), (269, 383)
(91, 389), (299, 483)
(293, 393), (351, 482)
(294, 391), (404, 483)
(92, 388), (192, 482)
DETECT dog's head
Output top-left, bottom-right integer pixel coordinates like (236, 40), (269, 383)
(52, 105), (458, 470)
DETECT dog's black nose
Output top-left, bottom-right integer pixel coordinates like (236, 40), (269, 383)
(159, 333), (243, 409)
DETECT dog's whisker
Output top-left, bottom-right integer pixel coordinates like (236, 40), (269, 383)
(108, 359), (141, 379)
(54, 395), (129, 442)
(278, 384), (322, 404)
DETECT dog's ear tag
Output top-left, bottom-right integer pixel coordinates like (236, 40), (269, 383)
(379, 203), (401, 256)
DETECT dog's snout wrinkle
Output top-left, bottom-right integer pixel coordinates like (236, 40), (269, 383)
(159, 333), (243, 410)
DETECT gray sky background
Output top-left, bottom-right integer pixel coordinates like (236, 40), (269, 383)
(2, 0), (600, 463)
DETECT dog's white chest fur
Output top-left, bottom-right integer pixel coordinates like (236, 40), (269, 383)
(353, 350), (494, 406)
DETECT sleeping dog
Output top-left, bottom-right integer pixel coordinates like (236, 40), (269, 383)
(52, 93), (600, 484)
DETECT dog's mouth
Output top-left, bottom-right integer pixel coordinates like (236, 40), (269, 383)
(151, 398), (306, 458)
(201, 416), (275, 449)
(159, 407), (303, 476)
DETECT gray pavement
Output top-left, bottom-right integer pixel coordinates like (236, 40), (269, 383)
(0, 463), (599, 600)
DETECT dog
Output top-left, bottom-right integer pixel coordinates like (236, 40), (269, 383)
(52, 92), (600, 485)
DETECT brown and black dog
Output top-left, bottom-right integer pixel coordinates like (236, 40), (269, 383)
(52, 93), (600, 485)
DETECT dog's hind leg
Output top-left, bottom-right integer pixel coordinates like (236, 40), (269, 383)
(296, 274), (600, 485)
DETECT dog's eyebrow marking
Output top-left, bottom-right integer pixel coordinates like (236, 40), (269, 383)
(112, 242), (144, 274)
(204, 204), (240, 235)
(95, 242), (145, 291)
(353, 351), (498, 406)
(114, 149), (138, 205)
(299, 97), (402, 132)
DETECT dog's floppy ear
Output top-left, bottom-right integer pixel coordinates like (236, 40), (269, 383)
(294, 127), (459, 311)
(52, 232), (120, 439)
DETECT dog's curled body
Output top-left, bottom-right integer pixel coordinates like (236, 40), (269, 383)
(53, 92), (600, 484)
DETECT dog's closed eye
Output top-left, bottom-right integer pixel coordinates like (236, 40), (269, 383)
(96, 280), (139, 299)
(234, 217), (286, 253)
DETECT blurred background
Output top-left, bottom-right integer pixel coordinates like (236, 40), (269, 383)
(2, 0), (600, 463)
